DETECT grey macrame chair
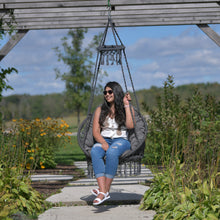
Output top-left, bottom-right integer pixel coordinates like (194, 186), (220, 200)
(77, 13), (147, 178)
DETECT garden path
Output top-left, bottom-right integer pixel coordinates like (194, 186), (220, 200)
(38, 161), (156, 220)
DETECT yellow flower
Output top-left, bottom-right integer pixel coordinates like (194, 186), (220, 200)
(12, 145), (16, 148)
(27, 149), (31, 153)
(41, 165), (45, 169)
(26, 163), (31, 169)
(57, 134), (61, 138)
(29, 157), (34, 160)
(46, 117), (52, 120)
(40, 162), (43, 165)
(25, 142), (29, 145)
(12, 119), (17, 122)
(35, 118), (41, 122)
(32, 149), (35, 153)
(40, 132), (46, 136)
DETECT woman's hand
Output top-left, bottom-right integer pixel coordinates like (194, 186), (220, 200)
(123, 92), (135, 129)
(101, 142), (109, 151)
(123, 92), (131, 106)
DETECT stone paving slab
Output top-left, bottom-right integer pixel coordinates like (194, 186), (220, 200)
(38, 205), (156, 220)
(69, 176), (153, 186)
(31, 174), (73, 182)
(46, 183), (150, 206)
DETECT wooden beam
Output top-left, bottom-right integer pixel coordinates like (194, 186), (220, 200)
(10, 5), (220, 17)
(1, 0), (220, 30)
(7, 19), (220, 30)
(0, 29), (28, 61)
(9, 14), (220, 25)
(3, 1), (107, 9)
(2, 0), (218, 5)
(2, 1), (220, 10)
(197, 24), (220, 46)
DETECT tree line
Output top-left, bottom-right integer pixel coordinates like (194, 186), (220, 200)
(1, 82), (219, 122)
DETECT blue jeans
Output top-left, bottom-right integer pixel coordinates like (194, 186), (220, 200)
(91, 138), (131, 179)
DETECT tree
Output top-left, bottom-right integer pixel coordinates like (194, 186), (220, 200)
(54, 28), (105, 125)
(0, 10), (17, 129)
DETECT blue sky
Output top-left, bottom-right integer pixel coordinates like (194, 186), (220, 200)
(1, 24), (220, 96)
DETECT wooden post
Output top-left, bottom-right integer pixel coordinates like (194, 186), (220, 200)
(197, 24), (220, 47)
(0, 29), (28, 61)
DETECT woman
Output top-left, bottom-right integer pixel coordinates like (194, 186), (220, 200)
(90, 81), (135, 205)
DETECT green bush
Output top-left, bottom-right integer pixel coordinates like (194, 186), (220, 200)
(140, 161), (220, 220)
(143, 75), (219, 167)
(140, 75), (220, 219)
(0, 166), (50, 219)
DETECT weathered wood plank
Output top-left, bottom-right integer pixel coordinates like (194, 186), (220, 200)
(115, 3), (219, 10)
(111, 0), (220, 4)
(8, 19), (220, 30)
(8, 7), (220, 19)
(9, 11), (220, 21)
(4, 1), (220, 9)
(2, 0), (218, 4)
(13, 6), (106, 14)
(4, 4), (219, 18)
(8, 4), (219, 17)
(4, 1), (106, 9)
(11, 14), (220, 24)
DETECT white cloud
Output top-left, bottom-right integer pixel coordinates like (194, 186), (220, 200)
(1, 25), (220, 96)
(124, 27), (220, 89)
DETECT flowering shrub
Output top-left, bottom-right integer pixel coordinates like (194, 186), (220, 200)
(8, 117), (71, 169)
(0, 117), (70, 218)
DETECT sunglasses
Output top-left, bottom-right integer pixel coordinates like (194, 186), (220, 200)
(103, 90), (113, 95)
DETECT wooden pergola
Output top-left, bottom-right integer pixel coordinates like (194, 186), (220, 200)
(1, 0), (220, 61)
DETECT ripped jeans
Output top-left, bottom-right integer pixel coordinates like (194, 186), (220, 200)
(90, 138), (131, 179)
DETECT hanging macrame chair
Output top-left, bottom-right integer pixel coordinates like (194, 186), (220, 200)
(77, 9), (148, 178)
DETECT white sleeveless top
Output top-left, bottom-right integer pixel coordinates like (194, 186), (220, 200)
(101, 116), (127, 139)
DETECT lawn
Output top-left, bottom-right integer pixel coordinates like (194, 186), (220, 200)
(55, 115), (87, 165)
(59, 115), (87, 133)
(55, 136), (86, 165)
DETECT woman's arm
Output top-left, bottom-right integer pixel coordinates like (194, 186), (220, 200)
(92, 106), (109, 151)
(123, 93), (135, 129)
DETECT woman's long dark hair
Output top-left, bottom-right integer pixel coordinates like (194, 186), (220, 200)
(99, 81), (125, 129)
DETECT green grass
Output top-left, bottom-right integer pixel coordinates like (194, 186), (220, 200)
(55, 115), (87, 165)
(55, 136), (86, 165)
